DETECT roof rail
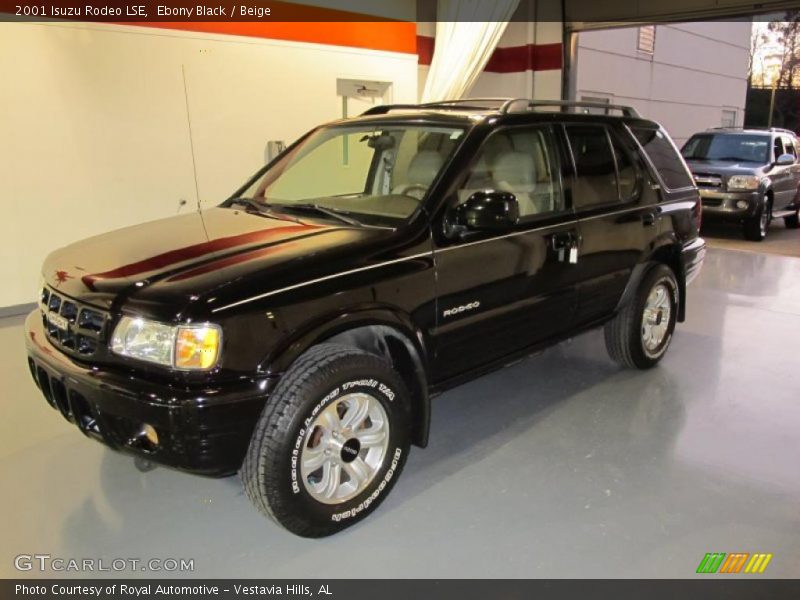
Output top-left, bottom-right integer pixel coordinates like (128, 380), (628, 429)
(361, 98), (511, 116)
(501, 99), (641, 118)
(707, 126), (797, 135)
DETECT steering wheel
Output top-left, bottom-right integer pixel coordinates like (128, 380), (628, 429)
(393, 183), (429, 198)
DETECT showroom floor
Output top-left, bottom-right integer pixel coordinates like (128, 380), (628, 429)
(2, 247), (799, 579)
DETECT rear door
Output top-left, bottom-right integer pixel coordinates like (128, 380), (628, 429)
(561, 122), (659, 326)
(431, 124), (579, 382)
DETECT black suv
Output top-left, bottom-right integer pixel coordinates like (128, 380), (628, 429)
(681, 127), (800, 240)
(25, 99), (705, 537)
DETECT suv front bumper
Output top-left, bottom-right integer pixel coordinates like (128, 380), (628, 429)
(24, 310), (271, 476)
(699, 189), (761, 219)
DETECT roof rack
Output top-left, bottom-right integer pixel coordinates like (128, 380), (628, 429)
(361, 98), (509, 116)
(708, 126), (796, 135)
(359, 98), (641, 119)
(500, 99), (641, 118)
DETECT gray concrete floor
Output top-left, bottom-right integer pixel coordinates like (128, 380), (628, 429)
(704, 218), (800, 258)
(2, 247), (800, 579)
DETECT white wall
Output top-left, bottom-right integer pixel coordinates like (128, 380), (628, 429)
(0, 22), (417, 308)
(573, 22), (752, 145)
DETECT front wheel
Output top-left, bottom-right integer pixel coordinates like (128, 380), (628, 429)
(604, 264), (679, 370)
(743, 201), (770, 241)
(241, 344), (411, 538)
(785, 208), (800, 229)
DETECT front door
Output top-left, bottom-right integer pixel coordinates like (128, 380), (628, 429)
(431, 124), (579, 383)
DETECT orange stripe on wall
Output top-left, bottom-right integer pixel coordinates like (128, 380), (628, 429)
(128, 21), (417, 54)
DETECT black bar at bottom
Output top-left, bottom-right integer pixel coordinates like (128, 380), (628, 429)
(3, 579), (800, 600)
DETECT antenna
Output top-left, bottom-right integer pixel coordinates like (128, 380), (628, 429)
(181, 64), (208, 236)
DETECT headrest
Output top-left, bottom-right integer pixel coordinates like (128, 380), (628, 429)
(493, 151), (535, 187)
(408, 151), (444, 186)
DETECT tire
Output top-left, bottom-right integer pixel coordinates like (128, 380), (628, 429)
(743, 200), (770, 241)
(604, 264), (679, 370)
(241, 343), (411, 537)
(785, 209), (800, 229)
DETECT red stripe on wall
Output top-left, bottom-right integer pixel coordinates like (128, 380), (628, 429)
(129, 21), (417, 54)
(416, 35), (562, 72)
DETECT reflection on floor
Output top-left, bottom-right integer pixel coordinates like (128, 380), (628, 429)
(2, 248), (799, 578)
(703, 219), (800, 258)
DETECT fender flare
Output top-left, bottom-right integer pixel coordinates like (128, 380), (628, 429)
(616, 237), (687, 322)
(261, 307), (432, 447)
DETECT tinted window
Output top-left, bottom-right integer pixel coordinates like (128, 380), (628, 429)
(632, 126), (693, 189)
(609, 131), (641, 200)
(566, 125), (619, 207)
(459, 126), (563, 219)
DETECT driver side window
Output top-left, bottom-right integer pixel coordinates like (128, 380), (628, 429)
(458, 126), (563, 219)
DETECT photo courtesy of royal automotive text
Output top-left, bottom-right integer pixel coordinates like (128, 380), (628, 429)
(2, 0), (800, 598)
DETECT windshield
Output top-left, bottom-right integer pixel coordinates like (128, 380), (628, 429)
(681, 134), (770, 164)
(233, 124), (466, 225)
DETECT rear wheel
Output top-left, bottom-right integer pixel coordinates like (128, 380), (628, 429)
(241, 344), (411, 538)
(604, 264), (679, 370)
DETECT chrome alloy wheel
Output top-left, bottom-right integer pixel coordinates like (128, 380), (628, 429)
(300, 392), (390, 505)
(641, 283), (672, 354)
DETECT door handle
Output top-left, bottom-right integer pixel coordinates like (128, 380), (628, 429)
(641, 211), (657, 227)
(551, 231), (580, 263)
(550, 231), (574, 250)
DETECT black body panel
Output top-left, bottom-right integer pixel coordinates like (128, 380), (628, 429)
(25, 105), (705, 475)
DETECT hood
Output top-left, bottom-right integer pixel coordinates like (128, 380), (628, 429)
(685, 159), (768, 177)
(42, 207), (376, 311)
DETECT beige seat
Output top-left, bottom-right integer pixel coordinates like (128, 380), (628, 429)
(393, 150), (444, 199)
(492, 151), (538, 216)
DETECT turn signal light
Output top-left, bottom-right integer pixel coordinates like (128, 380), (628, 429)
(175, 326), (221, 369)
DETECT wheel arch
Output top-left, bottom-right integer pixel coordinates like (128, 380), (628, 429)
(262, 309), (431, 448)
(618, 238), (686, 322)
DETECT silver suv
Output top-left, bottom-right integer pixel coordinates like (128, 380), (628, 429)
(681, 127), (800, 240)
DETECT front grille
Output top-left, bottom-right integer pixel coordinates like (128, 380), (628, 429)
(27, 359), (102, 439)
(702, 198), (723, 208)
(693, 172), (723, 188)
(40, 287), (109, 358)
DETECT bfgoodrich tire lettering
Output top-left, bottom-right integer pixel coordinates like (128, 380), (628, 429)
(241, 344), (411, 537)
(604, 264), (679, 370)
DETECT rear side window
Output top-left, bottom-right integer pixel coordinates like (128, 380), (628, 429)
(630, 126), (693, 190)
(566, 125), (619, 207)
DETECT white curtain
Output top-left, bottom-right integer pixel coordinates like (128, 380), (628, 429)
(421, 0), (519, 103)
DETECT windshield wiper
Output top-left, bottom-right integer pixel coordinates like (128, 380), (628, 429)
(226, 197), (302, 223)
(228, 197), (268, 212)
(271, 203), (364, 227)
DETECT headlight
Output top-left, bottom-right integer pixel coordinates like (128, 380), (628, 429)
(727, 175), (761, 191)
(110, 316), (221, 370)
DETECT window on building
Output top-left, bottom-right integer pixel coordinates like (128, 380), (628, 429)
(721, 110), (737, 128)
(580, 95), (612, 115)
(637, 25), (656, 54)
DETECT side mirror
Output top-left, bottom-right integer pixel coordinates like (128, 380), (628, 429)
(451, 191), (520, 233)
(775, 153), (796, 166)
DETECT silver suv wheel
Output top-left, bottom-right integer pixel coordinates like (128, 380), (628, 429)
(641, 282), (672, 356)
(300, 392), (390, 505)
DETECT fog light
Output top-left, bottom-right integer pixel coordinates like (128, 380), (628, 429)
(142, 424), (159, 446)
(736, 200), (749, 209)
